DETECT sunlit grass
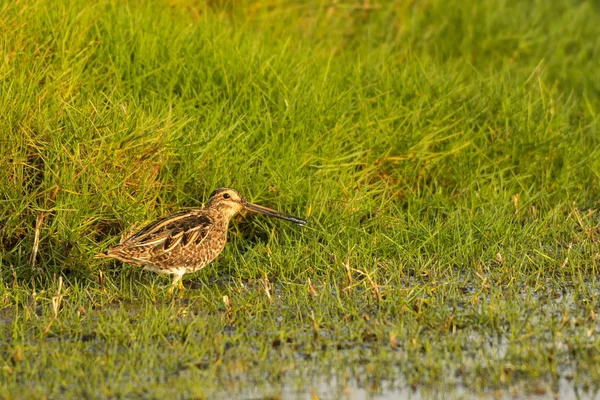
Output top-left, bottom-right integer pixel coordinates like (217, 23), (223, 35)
(1, 0), (599, 398)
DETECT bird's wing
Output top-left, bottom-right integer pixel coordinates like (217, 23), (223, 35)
(120, 210), (214, 254)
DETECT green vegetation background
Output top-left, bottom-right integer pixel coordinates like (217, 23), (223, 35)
(1, 0), (599, 398)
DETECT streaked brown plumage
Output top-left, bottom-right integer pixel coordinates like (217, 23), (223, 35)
(96, 188), (306, 292)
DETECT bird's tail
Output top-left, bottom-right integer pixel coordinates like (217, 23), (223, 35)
(95, 251), (111, 259)
(95, 247), (119, 259)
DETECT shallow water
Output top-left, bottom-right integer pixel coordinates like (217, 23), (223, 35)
(215, 376), (596, 400)
(2, 277), (600, 399)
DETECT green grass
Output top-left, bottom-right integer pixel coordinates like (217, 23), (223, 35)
(1, 0), (600, 398)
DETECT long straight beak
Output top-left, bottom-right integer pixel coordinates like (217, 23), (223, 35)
(243, 201), (307, 226)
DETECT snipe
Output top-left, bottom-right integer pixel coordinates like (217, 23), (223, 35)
(96, 188), (306, 293)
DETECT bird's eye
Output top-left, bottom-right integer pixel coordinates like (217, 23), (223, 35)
(223, 193), (231, 199)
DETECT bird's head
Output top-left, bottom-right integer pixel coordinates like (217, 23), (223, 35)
(206, 187), (307, 226)
(207, 188), (245, 218)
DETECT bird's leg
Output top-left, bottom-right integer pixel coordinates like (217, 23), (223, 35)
(169, 273), (184, 297)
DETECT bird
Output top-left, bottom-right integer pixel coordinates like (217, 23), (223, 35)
(96, 187), (306, 294)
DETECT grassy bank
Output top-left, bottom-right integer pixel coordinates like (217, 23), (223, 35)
(1, 0), (600, 398)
